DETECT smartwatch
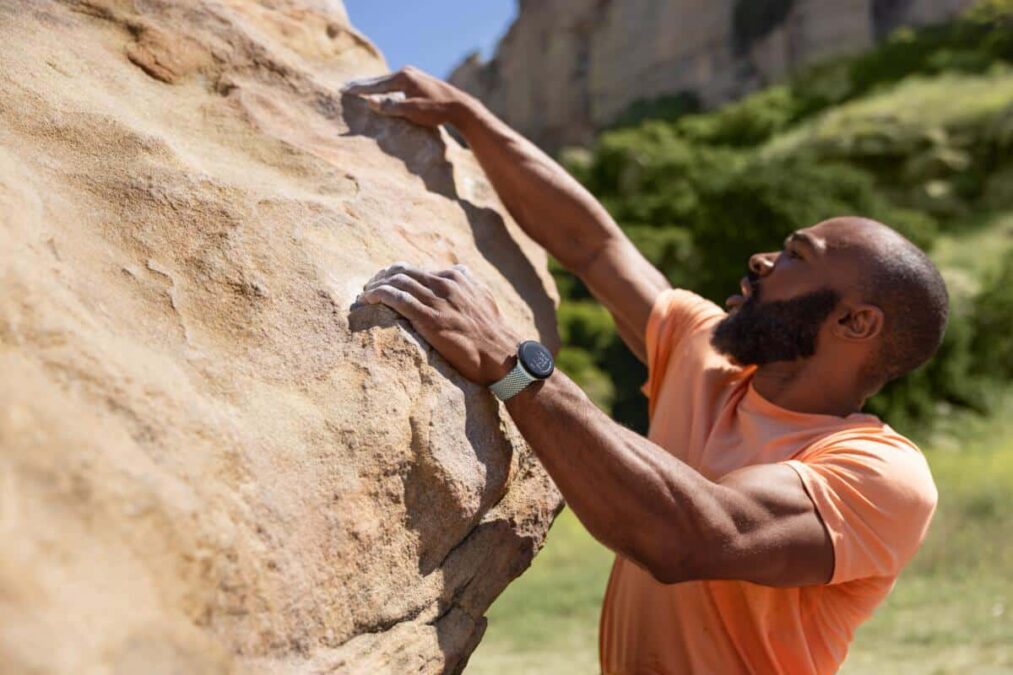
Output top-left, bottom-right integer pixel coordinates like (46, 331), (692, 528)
(489, 340), (555, 401)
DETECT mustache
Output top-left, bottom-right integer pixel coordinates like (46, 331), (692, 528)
(745, 273), (761, 299)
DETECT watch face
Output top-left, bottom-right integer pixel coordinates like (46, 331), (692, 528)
(518, 340), (555, 379)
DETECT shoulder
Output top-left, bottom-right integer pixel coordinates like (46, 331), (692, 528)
(643, 289), (731, 408)
(811, 423), (933, 486)
(787, 423), (938, 583)
(799, 423), (937, 510)
(644, 288), (726, 369)
(647, 288), (725, 343)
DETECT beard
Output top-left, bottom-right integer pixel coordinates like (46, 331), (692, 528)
(711, 280), (840, 366)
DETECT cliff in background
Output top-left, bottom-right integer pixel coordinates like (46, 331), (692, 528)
(450, 0), (974, 151)
(0, 1), (562, 672)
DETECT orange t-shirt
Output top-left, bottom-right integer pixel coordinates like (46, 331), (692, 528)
(598, 289), (938, 674)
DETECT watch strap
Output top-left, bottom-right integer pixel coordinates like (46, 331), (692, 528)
(489, 359), (538, 401)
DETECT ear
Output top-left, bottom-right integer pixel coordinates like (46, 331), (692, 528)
(833, 303), (884, 342)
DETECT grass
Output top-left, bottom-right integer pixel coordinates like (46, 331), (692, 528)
(466, 402), (1013, 673)
(839, 405), (1013, 674)
(763, 68), (1013, 159)
(465, 507), (608, 675)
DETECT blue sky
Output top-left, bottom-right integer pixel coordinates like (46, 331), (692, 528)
(344, 0), (516, 78)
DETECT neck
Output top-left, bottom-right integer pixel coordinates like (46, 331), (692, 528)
(752, 361), (867, 417)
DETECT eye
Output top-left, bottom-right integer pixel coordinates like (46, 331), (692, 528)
(785, 247), (802, 260)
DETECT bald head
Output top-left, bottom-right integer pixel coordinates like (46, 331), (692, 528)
(814, 217), (949, 384)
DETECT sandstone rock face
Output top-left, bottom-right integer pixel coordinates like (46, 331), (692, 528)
(0, 1), (562, 672)
(450, 0), (975, 151)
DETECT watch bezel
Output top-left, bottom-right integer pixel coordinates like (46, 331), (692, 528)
(517, 340), (554, 379)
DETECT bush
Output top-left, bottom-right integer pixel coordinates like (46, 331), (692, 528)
(564, 138), (950, 430)
(868, 251), (1013, 432)
(554, 5), (1013, 433)
(553, 2), (1013, 433)
(867, 307), (986, 431)
(556, 347), (616, 411)
(970, 250), (1013, 379)
(765, 70), (1013, 222)
(609, 92), (702, 131)
(676, 86), (798, 147)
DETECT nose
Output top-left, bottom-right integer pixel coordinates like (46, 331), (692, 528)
(748, 252), (776, 277)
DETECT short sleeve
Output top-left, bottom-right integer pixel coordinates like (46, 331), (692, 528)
(642, 289), (724, 404)
(786, 438), (938, 584)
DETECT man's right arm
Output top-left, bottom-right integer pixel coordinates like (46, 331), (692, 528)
(455, 102), (670, 362)
(343, 68), (670, 362)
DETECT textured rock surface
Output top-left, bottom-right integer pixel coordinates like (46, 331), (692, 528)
(0, 1), (562, 672)
(450, 0), (975, 151)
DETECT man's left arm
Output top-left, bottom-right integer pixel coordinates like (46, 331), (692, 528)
(355, 263), (834, 587)
(504, 370), (834, 586)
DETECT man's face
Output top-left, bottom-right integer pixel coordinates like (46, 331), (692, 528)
(710, 226), (843, 366)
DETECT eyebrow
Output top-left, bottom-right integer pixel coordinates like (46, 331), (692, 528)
(784, 232), (821, 254)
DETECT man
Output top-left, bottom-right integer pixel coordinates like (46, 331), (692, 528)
(344, 68), (944, 674)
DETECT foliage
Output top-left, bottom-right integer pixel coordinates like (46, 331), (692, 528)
(764, 70), (1013, 220)
(555, 301), (617, 410)
(675, 86), (798, 147)
(970, 250), (1013, 380)
(555, 1), (1013, 434)
(608, 91), (702, 131)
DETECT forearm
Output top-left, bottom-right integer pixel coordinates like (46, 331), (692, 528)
(454, 100), (623, 273)
(504, 370), (726, 581)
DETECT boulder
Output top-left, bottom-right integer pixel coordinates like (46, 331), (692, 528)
(0, 1), (562, 672)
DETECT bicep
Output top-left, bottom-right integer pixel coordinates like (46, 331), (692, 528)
(578, 237), (670, 363)
(706, 463), (834, 587)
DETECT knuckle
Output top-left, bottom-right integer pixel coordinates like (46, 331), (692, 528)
(442, 279), (461, 297)
(429, 274), (454, 294)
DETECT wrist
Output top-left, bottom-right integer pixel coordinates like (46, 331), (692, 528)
(503, 367), (552, 408)
(483, 351), (517, 387)
(486, 339), (555, 400)
(449, 95), (486, 136)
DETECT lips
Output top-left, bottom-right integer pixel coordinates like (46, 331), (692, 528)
(725, 276), (754, 309)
